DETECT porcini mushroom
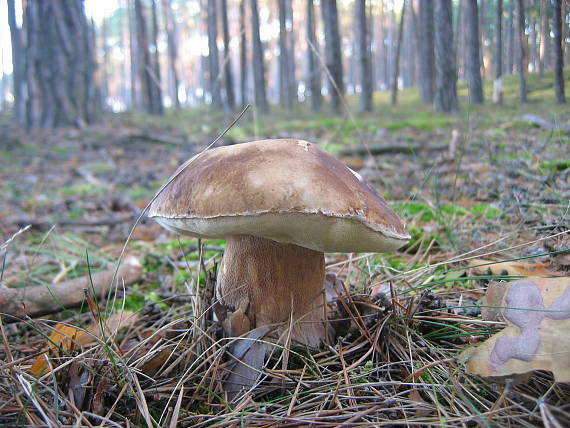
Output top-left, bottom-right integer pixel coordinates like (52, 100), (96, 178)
(149, 139), (409, 347)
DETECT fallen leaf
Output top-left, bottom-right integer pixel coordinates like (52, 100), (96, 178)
(30, 310), (138, 376)
(469, 259), (562, 277)
(460, 276), (570, 382)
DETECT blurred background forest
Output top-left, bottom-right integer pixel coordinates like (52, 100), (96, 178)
(1, 0), (568, 128)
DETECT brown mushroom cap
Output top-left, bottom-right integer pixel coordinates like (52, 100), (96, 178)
(149, 139), (410, 253)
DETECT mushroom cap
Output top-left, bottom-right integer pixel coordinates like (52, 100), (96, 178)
(149, 139), (410, 253)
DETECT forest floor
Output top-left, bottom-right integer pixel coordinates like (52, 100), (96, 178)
(0, 72), (569, 427)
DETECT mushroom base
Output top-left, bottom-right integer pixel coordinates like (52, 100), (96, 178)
(216, 235), (328, 347)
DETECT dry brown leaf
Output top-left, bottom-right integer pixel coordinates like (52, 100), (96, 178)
(460, 276), (570, 382)
(469, 259), (562, 277)
(29, 311), (138, 376)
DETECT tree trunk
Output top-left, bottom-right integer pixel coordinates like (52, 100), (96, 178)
(465, 0), (484, 103)
(150, 0), (163, 114)
(286, 0), (297, 105)
(101, 18), (109, 109)
(7, 0), (25, 124)
(418, 0), (434, 103)
(306, 0), (321, 111)
(278, 0), (292, 110)
(134, 0), (161, 114)
(553, 0), (566, 103)
(220, 0), (235, 109)
(434, 0), (458, 112)
(207, 0), (222, 108)
(162, 0), (180, 109)
(493, 0), (504, 104)
(129, 0), (139, 109)
(250, 0), (268, 113)
(506, 0), (514, 74)
(356, 0), (373, 111)
(516, 0), (527, 102)
(539, 0), (550, 74)
(479, 0), (486, 75)
(454, 0), (463, 76)
(239, 0), (247, 107)
(379, 0), (388, 89)
(21, 0), (99, 129)
(321, 0), (344, 114)
(390, 0), (406, 106)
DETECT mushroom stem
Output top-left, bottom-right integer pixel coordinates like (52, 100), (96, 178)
(217, 235), (328, 347)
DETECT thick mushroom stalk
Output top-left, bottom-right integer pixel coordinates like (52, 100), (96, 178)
(217, 235), (328, 347)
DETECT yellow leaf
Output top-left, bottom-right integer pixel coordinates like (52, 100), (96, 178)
(469, 259), (561, 277)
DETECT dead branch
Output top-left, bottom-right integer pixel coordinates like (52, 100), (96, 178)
(0, 257), (143, 319)
(338, 142), (447, 157)
(520, 114), (570, 133)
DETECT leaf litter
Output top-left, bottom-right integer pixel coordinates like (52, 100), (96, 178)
(0, 109), (569, 426)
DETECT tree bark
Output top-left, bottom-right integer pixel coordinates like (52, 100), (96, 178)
(356, 0), (373, 111)
(539, 0), (550, 74)
(455, 0), (464, 77)
(220, 0), (235, 109)
(506, 0), (514, 74)
(278, 0), (293, 110)
(321, 0), (344, 114)
(134, 0), (161, 114)
(479, 0), (486, 75)
(465, 0), (484, 104)
(286, 0), (297, 105)
(150, 0), (163, 114)
(162, 0), (180, 109)
(516, 0), (527, 102)
(207, 0), (222, 108)
(493, 0), (504, 104)
(21, 0), (99, 129)
(553, 0), (566, 103)
(434, 0), (458, 112)
(7, 0), (25, 124)
(418, 0), (434, 103)
(239, 0), (247, 107)
(250, 0), (268, 113)
(306, 0), (321, 111)
(390, 0), (406, 106)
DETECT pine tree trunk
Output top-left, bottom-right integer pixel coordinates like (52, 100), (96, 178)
(506, 0), (514, 74)
(150, 0), (163, 114)
(321, 0), (344, 114)
(220, 0), (235, 109)
(539, 0), (550, 74)
(455, 0), (463, 77)
(21, 0), (99, 129)
(101, 18), (109, 108)
(356, 0), (373, 111)
(553, 0), (566, 103)
(134, 0), (160, 114)
(390, 0), (406, 106)
(493, 0), (504, 104)
(465, 0), (484, 103)
(434, 0), (458, 112)
(306, 0), (321, 111)
(207, 0), (222, 109)
(516, 0), (527, 102)
(7, 0), (25, 124)
(250, 0), (268, 113)
(239, 0), (247, 107)
(162, 0), (180, 109)
(418, 0), (434, 103)
(278, 0), (292, 110)
(479, 0), (486, 75)
(129, 1), (139, 109)
(286, 0), (297, 105)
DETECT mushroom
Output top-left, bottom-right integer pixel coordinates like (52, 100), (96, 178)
(148, 139), (409, 347)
